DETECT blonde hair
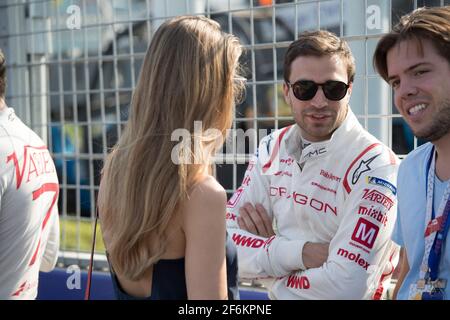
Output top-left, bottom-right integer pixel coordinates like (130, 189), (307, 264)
(98, 16), (243, 280)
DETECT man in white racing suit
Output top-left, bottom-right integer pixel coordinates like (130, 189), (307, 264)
(227, 30), (400, 299)
(0, 49), (60, 299)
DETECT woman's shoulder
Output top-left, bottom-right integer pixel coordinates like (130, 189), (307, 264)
(181, 175), (227, 228)
(188, 175), (227, 210)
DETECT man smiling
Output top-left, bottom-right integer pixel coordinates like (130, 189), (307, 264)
(374, 6), (450, 300)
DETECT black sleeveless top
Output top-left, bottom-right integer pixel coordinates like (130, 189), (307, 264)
(108, 233), (239, 300)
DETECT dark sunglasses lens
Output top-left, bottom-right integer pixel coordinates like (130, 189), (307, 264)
(292, 81), (318, 101)
(323, 81), (348, 101)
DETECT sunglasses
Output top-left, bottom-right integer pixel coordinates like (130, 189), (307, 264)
(287, 80), (350, 101)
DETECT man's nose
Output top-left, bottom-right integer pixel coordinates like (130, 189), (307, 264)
(310, 86), (328, 108)
(398, 78), (419, 100)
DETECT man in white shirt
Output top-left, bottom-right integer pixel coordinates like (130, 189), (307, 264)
(0, 49), (60, 299)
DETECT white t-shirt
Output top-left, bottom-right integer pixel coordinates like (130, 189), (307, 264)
(0, 107), (60, 299)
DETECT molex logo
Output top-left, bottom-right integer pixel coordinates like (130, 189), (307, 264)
(351, 217), (379, 249)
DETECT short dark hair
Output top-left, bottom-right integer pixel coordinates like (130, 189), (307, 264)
(373, 6), (450, 82)
(0, 49), (5, 98)
(283, 30), (355, 84)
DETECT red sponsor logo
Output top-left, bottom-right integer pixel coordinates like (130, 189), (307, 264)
(425, 215), (444, 237)
(280, 158), (294, 165)
(274, 171), (292, 177)
(227, 188), (244, 208)
(226, 212), (237, 221)
(348, 241), (370, 254)
(270, 187), (337, 216)
(362, 189), (394, 210)
(292, 192), (337, 216)
(337, 248), (370, 270)
(358, 205), (388, 226)
(311, 181), (336, 195)
(351, 218), (379, 249)
(286, 275), (310, 289)
(7, 145), (56, 189)
(270, 186), (289, 197)
(232, 234), (264, 248)
(320, 169), (341, 183)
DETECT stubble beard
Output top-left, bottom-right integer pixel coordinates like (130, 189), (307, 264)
(414, 98), (450, 142)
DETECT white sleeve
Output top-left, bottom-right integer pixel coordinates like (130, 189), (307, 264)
(39, 211), (60, 272)
(227, 135), (307, 279)
(271, 165), (399, 299)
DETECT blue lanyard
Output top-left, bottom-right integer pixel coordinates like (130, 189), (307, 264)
(425, 147), (450, 281)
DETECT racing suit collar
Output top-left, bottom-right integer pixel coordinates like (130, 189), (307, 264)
(285, 107), (360, 165)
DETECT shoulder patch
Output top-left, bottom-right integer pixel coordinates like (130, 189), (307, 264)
(343, 143), (397, 194)
(366, 176), (397, 195)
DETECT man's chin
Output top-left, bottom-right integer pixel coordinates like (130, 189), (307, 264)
(413, 128), (450, 142)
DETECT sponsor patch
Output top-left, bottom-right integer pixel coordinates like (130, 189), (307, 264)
(274, 170), (292, 177)
(351, 217), (380, 249)
(343, 143), (386, 193)
(320, 169), (341, 182)
(337, 247), (370, 270)
(286, 275), (310, 289)
(358, 205), (388, 226)
(302, 146), (327, 161)
(362, 188), (394, 210)
(232, 233), (264, 248)
(352, 154), (380, 184)
(367, 176), (397, 195)
(311, 181), (337, 195)
(280, 158), (294, 165)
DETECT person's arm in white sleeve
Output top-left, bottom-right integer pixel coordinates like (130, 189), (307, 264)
(271, 165), (399, 299)
(226, 134), (307, 279)
(39, 210), (60, 272)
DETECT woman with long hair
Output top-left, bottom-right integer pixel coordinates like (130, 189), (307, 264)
(97, 16), (244, 300)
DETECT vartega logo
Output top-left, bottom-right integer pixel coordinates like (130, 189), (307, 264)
(362, 189), (394, 210)
(7, 146), (56, 189)
(337, 248), (370, 270)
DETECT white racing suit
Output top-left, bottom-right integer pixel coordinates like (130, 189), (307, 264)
(0, 107), (60, 299)
(227, 109), (400, 299)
